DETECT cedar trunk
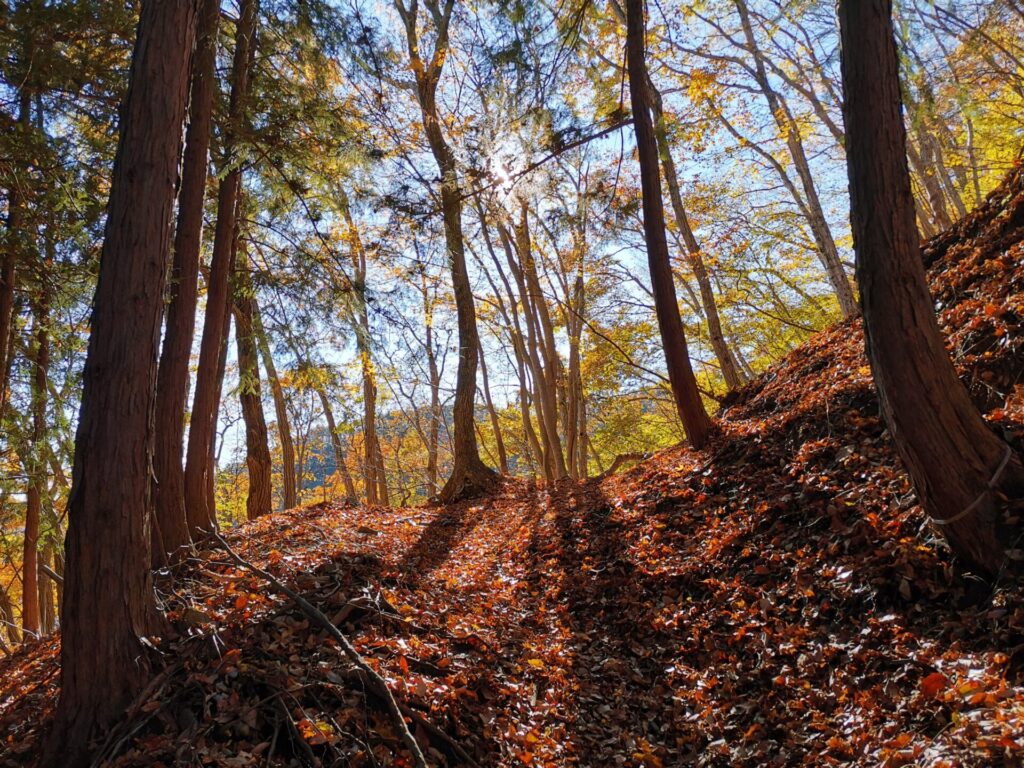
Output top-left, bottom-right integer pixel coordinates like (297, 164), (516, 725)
(838, 0), (1024, 576)
(0, 94), (30, 422)
(233, 254), (273, 520)
(42, 3), (197, 764)
(152, 0), (221, 566)
(624, 0), (712, 448)
(183, 0), (257, 536)
(21, 266), (50, 637)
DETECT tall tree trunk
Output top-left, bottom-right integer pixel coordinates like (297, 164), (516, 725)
(39, 544), (55, 634)
(397, 0), (497, 501)
(649, 85), (745, 391)
(183, 0), (257, 537)
(625, 0), (713, 448)
(498, 219), (558, 480)
(907, 136), (953, 231)
(0, 93), (30, 424)
(233, 249), (272, 520)
(516, 205), (567, 479)
(838, 0), (1024, 577)
(21, 259), (50, 638)
(479, 207), (545, 474)
(422, 270), (442, 497)
(152, 0), (221, 566)
(207, 290), (233, 517)
(317, 387), (358, 505)
(42, 3), (197, 764)
(340, 192), (387, 506)
(734, 0), (858, 318)
(478, 339), (509, 474)
(253, 301), (296, 509)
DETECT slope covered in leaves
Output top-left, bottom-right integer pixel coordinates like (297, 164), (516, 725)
(2, 165), (1024, 767)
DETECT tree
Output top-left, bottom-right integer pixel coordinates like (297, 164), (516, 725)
(394, 0), (498, 501)
(624, 0), (713, 448)
(233, 245), (273, 520)
(20, 251), (50, 638)
(152, 0), (221, 566)
(184, 0), (258, 535)
(838, 0), (1024, 575)
(253, 300), (297, 509)
(42, 2), (198, 764)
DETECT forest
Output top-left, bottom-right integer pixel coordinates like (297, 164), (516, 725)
(1, 0), (1024, 765)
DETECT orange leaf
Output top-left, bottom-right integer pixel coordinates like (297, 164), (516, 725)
(920, 672), (949, 698)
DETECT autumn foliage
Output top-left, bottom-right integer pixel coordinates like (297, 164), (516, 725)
(3, 161), (1024, 768)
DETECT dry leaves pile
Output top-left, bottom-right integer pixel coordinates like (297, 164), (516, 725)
(2, 166), (1024, 766)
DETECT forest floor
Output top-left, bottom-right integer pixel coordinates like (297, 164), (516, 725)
(3, 167), (1024, 767)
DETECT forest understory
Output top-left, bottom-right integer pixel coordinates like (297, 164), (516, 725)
(3, 165), (1024, 767)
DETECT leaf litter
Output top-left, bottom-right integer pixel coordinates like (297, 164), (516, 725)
(2, 165), (1024, 766)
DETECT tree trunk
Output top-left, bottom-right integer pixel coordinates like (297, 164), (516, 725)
(478, 339), (509, 474)
(625, 0), (713, 449)
(0, 588), (18, 645)
(339, 191), (387, 506)
(734, 0), (858, 318)
(152, 0), (221, 566)
(253, 301), (297, 509)
(317, 387), (358, 505)
(233, 250), (272, 521)
(207, 289), (233, 517)
(39, 544), (55, 635)
(0, 93), (30, 424)
(42, 3), (197, 764)
(515, 205), (567, 479)
(421, 270), (442, 496)
(478, 205), (545, 474)
(21, 262), (50, 638)
(498, 219), (559, 480)
(398, 1), (497, 501)
(907, 136), (953, 231)
(183, 0), (257, 537)
(838, 0), (1024, 577)
(649, 85), (745, 391)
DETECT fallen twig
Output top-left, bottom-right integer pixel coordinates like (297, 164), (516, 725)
(213, 532), (429, 768)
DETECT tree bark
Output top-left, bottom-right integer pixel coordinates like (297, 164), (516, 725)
(515, 205), (567, 479)
(0, 93), (30, 425)
(475, 203), (545, 474)
(21, 259), (50, 638)
(649, 84), (745, 392)
(233, 250), (272, 521)
(421, 269), (442, 497)
(317, 387), (359, 505)
(42, 3), (198, 764)
(339, 191), (388, 506)
(39, 544), (55, 635)
(183, 0), (257, 537)
(396, 0), (498, 501)
(152, 0), (221, 566)
(625, 0), (713, 449)
(839, 0), (1024, 577)
(478, 339), (509, 474)
(253, 300), (297, 509)
(0, 588), (18, 645)
(207, 286), (233, 517)
(734, 0), (858, 318)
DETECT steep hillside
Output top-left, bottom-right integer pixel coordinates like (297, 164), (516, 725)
(2, 165), (1024, 767)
